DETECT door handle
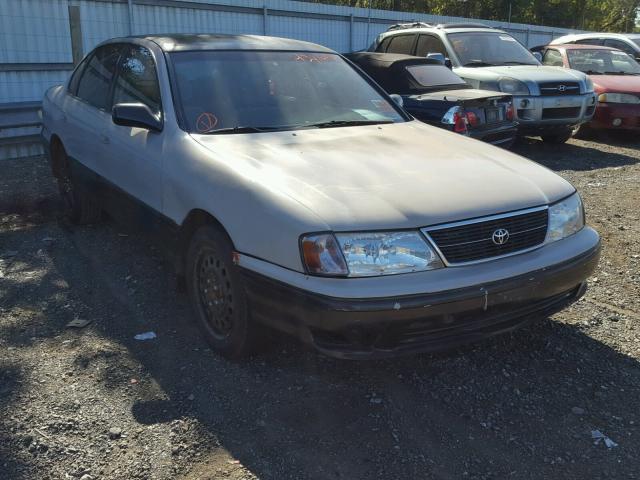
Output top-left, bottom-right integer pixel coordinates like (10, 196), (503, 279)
(99, 134), (110, 145)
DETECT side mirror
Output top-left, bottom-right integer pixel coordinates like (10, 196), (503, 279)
(426, 52), (446, 64)
(389, 94), (404, 108)
(532, 51), (543, 63)
(112, 103), (162, 132)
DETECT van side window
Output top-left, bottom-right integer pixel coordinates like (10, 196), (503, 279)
(542, 49), (563, 67)
(113, 45), (162, 115)
(575, 38), (603, 46)
(415, 35), (448, 57)
(386, 34), (416, 54)
(76, 44), (121, 110)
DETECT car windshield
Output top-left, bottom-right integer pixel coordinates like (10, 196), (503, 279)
(405, 65), (467, 87)
(567, 49), (640, 75)
(448, 32), (538, 67)
(170, 50), (405, 133)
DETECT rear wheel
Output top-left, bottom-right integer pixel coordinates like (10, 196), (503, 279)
(541, 129), (573, 144)
(185, 225), (257, 359)
(52, 141), (101, 224)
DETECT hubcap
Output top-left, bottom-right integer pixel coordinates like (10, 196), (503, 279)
(197, 252), (234, 339)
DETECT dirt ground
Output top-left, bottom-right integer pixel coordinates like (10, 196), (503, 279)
(1, 133), (639, 480)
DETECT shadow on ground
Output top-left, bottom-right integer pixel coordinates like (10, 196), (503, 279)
(1, 156), (638, 479)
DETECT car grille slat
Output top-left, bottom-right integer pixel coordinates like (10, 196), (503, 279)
(425, 209), (548, 264)
(539, 82), (581, 96)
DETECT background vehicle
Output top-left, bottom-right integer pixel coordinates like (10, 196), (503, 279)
(535, 44), (640, 134)
(346, 52), (518, 147)
(42, 34), (599, 360)
(369, 23), (597, 143)
(551, 33), (640, 63)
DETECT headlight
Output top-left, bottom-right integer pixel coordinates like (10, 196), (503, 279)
(584, 76), (594, 93)
(598, 93), (640, 104)
(546, 193), (585, 243)
(300, 231), (444, 277)
(498, 77), (530, 95)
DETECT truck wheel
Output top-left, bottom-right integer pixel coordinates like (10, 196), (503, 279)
(541, 130), (573, 144)
(185, 225), (256, 359)
(53, 142), (102, 224)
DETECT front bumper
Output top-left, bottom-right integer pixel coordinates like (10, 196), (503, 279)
(514, 93), (597, 131)
(589, 102), (640, 131)
(241, 234), (600, 359)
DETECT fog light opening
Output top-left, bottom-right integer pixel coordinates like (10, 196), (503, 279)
(519, 99), (529, 108)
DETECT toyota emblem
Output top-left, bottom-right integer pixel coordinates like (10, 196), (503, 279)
(492, 228), (510, 245)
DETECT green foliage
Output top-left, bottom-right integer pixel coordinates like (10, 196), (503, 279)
(322, 0), (639, 32)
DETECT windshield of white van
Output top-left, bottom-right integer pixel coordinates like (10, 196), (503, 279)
(171, 51), (406, 133)
(448, 32), (539, 67)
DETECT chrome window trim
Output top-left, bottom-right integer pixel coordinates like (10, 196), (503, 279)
(421, 205), (549, 267)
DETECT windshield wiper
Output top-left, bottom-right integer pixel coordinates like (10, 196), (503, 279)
(200, 125), (289, 135)
(303, 119), (394, 129)
(501, 61), (536, 66)
(462, 60), (496, 67)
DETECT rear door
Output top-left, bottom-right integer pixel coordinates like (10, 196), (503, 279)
(63, 44), (122, 178)
(384, 34), (418, 55)
(101, 43), (164, 217)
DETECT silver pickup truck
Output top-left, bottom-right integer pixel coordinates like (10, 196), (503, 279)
(370, 23), (597, 143)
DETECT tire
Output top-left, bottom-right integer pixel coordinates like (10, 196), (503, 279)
(53, 142), (102, 224)
(572, 123), (593, 140)
(541, 130), (573, 144)
(185, 225), (257, 359)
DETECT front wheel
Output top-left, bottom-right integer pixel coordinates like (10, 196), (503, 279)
(541, 130), (573, 144)
(185, 225), (257, 359)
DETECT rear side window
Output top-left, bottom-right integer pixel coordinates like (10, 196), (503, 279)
(76, 44), (121, 110)
(603, 39), (636, 57)
(68, 55), (90, 95)
(376, 37), (392, 53)
(113, 45), (162, 115)
(542, 49), (563, 67)
(386, 34), (416, 54)
(575, 38), (603, 46)
(415, 35), (448, 57)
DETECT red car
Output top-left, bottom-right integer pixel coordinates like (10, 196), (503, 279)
(535, 44), (640, 132)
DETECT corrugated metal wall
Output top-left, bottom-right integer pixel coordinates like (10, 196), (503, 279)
(0, 0), (584, 159)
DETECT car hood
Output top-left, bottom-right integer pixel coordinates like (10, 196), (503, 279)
(192, 121), (574, 232)
(413, 88), (510, 102)
(455, 65), (587, 83)
(592, 75), (640, 94)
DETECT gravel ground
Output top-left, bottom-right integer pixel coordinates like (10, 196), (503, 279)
(1, 133), (639, 480)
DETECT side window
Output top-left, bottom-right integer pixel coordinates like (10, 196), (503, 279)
(604, 39), (636, 57)
(376, 37), (392, 53)
(76, 44), (121, 110)
(415, 35), (448, 57)
(113, 45), (162, 115)
(68, 55), (90, 95)
(575, 38), (603, 46)
(386, 34), (416, 54)
(542, 49), (563, 67)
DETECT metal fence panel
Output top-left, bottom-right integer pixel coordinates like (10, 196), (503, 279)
(0, 0), (587, 159)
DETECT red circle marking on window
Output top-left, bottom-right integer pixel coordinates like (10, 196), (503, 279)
(196, 112), (218, 133)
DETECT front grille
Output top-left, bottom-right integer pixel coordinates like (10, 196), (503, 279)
(424, 208), (548, 264)
(539, 82), (581, 96)
(542, 107), (581, 119)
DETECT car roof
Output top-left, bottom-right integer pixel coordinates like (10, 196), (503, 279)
(100, 34), (334, 53)
(554, 32), (637, 42)
(547, 44), (619, 51)
(380, 26), (504, 37)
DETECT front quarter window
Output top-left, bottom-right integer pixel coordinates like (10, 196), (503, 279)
(170, 51), (406, 133)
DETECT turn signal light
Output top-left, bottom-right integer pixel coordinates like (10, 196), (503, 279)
(506, 103), (515, 121)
